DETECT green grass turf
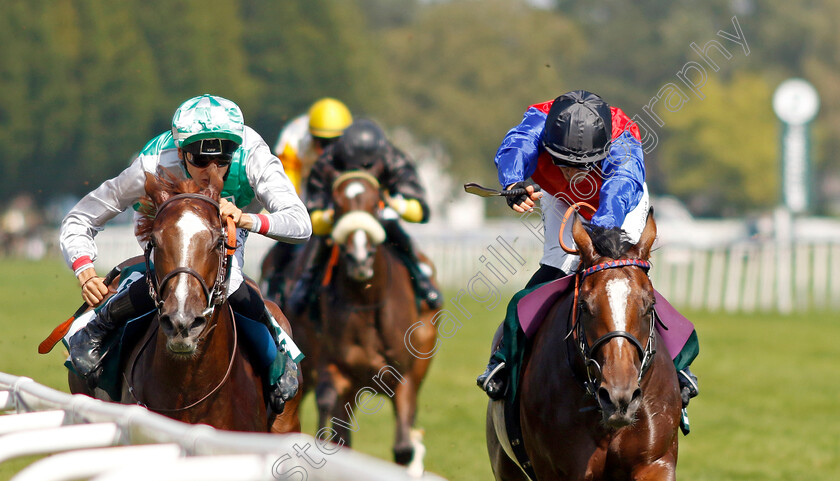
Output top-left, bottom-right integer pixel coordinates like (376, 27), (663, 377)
(1, 257), (839, 480)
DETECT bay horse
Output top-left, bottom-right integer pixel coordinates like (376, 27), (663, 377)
(69, 168), (301, 433)
(292, 171), (437, 473)
(487, 213), (681, 480)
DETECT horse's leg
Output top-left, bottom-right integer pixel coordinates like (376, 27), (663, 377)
(631, 455), (677, 481)
(317, 364), (355, 447)
(315, 366), (338, 431)
(68, 371), (91, 396)
(485, 402), (529, 481)
(391, 373), (421, 469)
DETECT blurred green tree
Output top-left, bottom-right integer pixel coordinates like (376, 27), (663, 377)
(239, 0), (393, 145)
(377, 0), (584, 188)
(659, 73), (776, 216)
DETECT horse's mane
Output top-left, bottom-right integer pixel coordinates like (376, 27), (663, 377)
(587, 224), (634, 260)
(135, 171), (209, 243)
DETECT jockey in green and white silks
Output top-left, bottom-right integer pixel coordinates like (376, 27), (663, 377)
(61, 95), (310, 294)
(59, 94), (311, 413)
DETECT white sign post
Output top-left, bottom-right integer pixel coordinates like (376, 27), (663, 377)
(772, 78), (820, 313)
(773, 78), (819, 213)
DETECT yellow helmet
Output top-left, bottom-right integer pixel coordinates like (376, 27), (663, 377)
(308, 98), (352, 139)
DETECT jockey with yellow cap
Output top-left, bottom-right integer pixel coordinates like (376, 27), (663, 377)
(265, 99), (352, 301)
(274, 98), (353, 196)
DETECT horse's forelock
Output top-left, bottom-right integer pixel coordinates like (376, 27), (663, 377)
(587, 225), (633, 260)
(332, 211), (386, 245)
(135, 171), (210, 242)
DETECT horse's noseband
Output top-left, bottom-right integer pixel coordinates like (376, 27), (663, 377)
(144, 193), (234, 318)
(571, 258), (657, 398)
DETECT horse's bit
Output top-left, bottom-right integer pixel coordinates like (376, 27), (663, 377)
(569, 258), (657, 398)
(143, 193), (237, 319)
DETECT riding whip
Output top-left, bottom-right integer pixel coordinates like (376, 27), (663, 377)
(463, 182), (541, 198)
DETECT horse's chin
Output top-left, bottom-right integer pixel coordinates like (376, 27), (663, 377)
(166, 339), (199, 358)
(349, 268), (374, 282)
(600, 410), (638, 429)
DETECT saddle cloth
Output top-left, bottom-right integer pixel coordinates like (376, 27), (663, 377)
(517, 274), (696, 361)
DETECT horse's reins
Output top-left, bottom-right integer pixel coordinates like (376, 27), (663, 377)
(127, 193), (240, 412)
(559, 203), (657, 398)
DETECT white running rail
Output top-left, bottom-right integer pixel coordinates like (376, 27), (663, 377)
(0, 372), (446, 481)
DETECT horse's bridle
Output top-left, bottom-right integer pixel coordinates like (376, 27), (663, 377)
(143, 193), (237, 318)
(569, 258), (657, 398)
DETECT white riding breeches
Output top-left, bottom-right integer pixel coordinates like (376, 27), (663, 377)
(539, 183), (650, 273)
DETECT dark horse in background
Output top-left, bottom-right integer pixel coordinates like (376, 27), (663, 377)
(487, 213), (681, 480)
(69, 169), (301, 433)
(285, 171), (438, 475)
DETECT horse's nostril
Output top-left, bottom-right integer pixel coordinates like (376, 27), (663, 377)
(160, 315), (174, 334)
(598, 387), (613, 408)
(631, 388), (642, 404)
(191, 316), (207, 332)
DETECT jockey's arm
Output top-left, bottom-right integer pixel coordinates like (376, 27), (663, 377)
(494, 107), (545, 212)
(302, 153), (336, 236)
(60, 156), (148, 305)
(243, 129), (312, 244)
(310, 209), (334, 236)
(382, 146), (430, 223)
(590, 131), (646, 229)
(384, 194), (425, 223)
(494, 107), (544, 190)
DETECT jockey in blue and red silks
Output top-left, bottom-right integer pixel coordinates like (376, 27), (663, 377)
(477, 90), (699, 410)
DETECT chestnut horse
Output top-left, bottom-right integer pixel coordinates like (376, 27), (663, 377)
(69, 169), (301, 433)
(291, 171), (437, 473)
(487, 213), (681, 480)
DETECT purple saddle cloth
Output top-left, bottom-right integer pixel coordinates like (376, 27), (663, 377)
(517, 275), (695, 360)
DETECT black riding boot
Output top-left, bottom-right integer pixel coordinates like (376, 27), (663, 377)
(265, 242), (299, 304)
(678, 366), (699, 408)
(476, 338), (507, 400)
(383, 221), (443, 309)
(287, 240), (330, 319)
(69, 280), (149, 390)
(286, 266), (319, 319)
(229, 283), (299, 415)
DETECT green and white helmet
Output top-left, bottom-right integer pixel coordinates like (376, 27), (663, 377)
(171, 94), (245, 148)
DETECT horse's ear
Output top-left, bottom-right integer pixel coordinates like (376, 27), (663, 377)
(572, 216), (598, 266)
(144, 171), (169, 206)
(206, 166), (224, 201)
(629, 209), (657, 260)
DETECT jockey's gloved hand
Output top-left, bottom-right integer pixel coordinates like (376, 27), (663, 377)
(505, 179), (541, 212)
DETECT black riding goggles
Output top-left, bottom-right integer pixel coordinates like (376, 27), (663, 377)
(183, 139), (240, 168)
